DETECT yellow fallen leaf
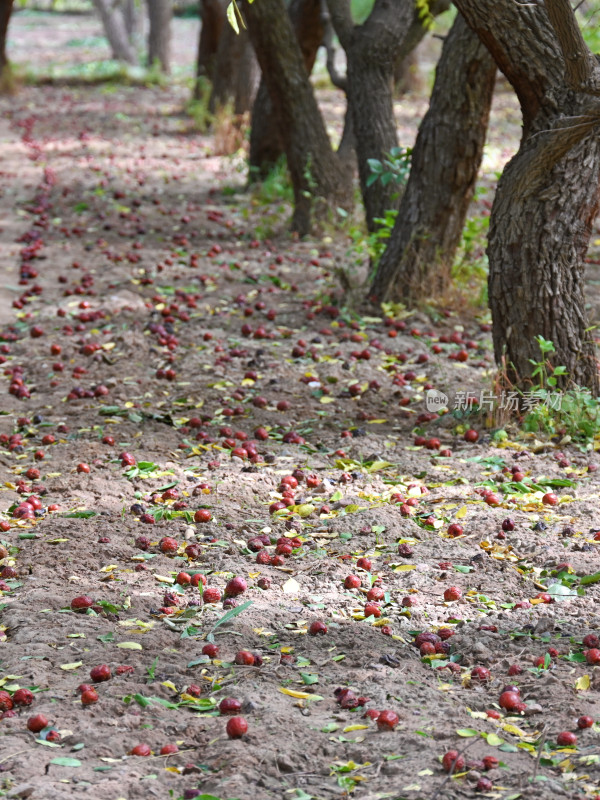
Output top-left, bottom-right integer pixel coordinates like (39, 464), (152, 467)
(155, 575), (175, 584)
(180, 693), (204, 703)
(282, 577), (300, 594)
(576, 674), (590, 691)
(343, 724), (369, 732)
(393, 564), (417, 572)
(367, 419), (388, 424)
(100, 565), (119, 573)
(319, 396), (336, 404)
(467, 709), (489, 720)
(292, 504), (315, 518)
(279, 687), (322, 701)
(60, 661), (83, 671)
(119, 619), (153, 629)
(161, 680), (178, 692)
(502, 723), (527, 737)
(116, 641), (142, 650)
(455, 505), (468, 519)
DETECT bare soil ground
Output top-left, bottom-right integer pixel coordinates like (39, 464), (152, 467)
(1, 11), (600, 800)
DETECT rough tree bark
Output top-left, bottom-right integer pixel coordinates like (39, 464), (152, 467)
(327, 0), (450, 231)
(91, 0), (137, 64)
(194, 0), (226, 99)
(248, 0), (325, 178)
(241, 0), (352, 234)
(455, 0), (600, 391)
(146, 0), (173, 73)
(371, 14), (496, 303)
(0, 0), (14, 91)
(209, 24), (259, 115)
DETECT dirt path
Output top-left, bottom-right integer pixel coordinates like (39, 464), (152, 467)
(0, 16), (600, 800)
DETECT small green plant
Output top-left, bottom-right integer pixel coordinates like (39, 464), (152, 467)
(186, 83), (213, 131)
(368, 208), (398, 266)
(249, 157), (294, 205)
(366, 146), (412, 190)
(453, 214), (489, 282)
(529, 336), (567, 390)
(521, 336), (600, 442)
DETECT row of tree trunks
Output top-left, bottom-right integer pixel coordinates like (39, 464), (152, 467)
(371, 13), (496, 303)
(91, 0), (138, 64)
(91, 0), (171, 72)
(248, 0), (325, 178)
(326, 0), (450, 230)
(241, 0), (352, 235)
(454, 0), (600, 392)
(194, 0), (258, 117)
(209, 24), (259, 115)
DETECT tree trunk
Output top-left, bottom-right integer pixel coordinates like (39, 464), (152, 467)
(488, 132), (600, 392)
(123, 0), (139, 41)
(248, 83), (278, 177)
(242, 0), (352, 235)
(0, 0), (13, 71)
(248, 0), (325, 179)
(194, 0), (226, 99)
(394, 49), (420, 96)
(146, 0), (173, 73)
(209, 24), (259, 115)
(455, 0), (600, 391)
(92, 0), (138, 64)
(327, 0), (450, 231)
(370, 14), (496, 303)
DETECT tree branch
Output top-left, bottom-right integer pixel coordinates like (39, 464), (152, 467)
(321, 0), (347, 90)
(324, 0), (353, 51)
(545, 0), (600, 95)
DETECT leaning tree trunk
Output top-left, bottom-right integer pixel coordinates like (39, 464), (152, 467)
(371, 14), (496, 303)
(241, 0), (352, 235)
(194, 0), (226, 99)
(146, 0), (173, 73)
(0, 0), (14, 94)
(209, 24), (259, 115)
(92, 0), (137, 64)
(488, 130), (600, 392)
(455, 0), (600, 392)
(248, 0), (325, 179)
(327, 0), (450, 231)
